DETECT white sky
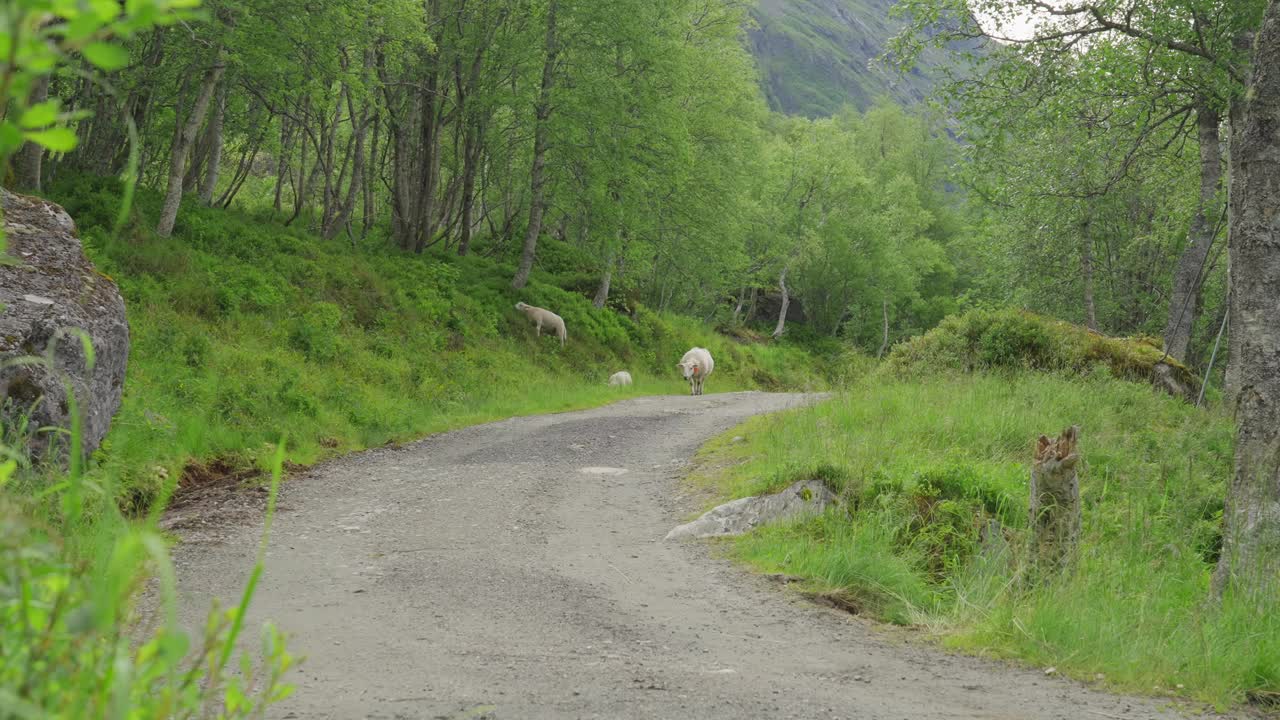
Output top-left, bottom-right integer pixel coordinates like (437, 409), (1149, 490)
(970, 3), (1063, 43)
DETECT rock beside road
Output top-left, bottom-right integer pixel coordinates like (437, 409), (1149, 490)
(665, 478), (838, 540)
(0, 189), (129, 460)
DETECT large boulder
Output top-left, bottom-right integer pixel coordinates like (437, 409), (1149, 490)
(0, 189), (129, 461)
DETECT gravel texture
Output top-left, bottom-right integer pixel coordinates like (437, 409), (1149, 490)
(167, 392), (1229, 720)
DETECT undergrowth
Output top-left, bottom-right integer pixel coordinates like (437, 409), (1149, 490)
(38, 174), (830, 520)
(690, 372), (1276, 709)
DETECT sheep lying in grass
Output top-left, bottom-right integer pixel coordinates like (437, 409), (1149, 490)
(677, 347), (714, 396)
(608, 371), (633, 387)
(514, 302), (567, 347)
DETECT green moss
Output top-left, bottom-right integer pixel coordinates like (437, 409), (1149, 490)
(883, 308), (1199, 394)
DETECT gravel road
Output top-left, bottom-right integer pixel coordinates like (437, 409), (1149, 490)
(170, 391), (1218, 720)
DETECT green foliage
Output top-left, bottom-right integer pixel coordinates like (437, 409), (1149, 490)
(884, 308), (1199, 392)
(691, 372), (1273, 707)
(44, 174), (828, 519)
(0, 406), (293, 719)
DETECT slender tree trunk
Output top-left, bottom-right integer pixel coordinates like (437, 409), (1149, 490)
(157, 55), (226, 238)
(1080, 216), (1098, 331)
(512, 0), (559, 289)
(217, 111), (269, 208)
(593, 251), (614, 309)
(12, 74), (50, 191)
(285, 96), (311, 227)
(772, 264), (790, 339)
(363, 113), (379, 238)
(1213, 0), (1280, 601)
(199, 81), (227, 206)
(1163, 103), (1223, 363)
(273, 117), (291, 214)
(877, 297), (890, 359)
(732, 285), (748, 325)
(458, 119), (482, 256)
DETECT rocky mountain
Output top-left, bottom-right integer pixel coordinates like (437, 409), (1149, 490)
(748, 0), (974, 117)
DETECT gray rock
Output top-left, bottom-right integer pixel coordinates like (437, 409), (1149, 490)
(0, 189), (129, 461)
(665, 479), (838, 540)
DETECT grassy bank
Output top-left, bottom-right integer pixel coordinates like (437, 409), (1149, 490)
(31, 174), (828, 520)
(689, 371), (1277, 708)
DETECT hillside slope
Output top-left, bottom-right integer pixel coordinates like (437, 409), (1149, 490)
(37, 175), (830, 516)
(749, 0), (975, 116)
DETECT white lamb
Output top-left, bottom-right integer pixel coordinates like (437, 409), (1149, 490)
(677, 347), (714, 396)
(608, 371), (633, 387)
(514, 301), (567, 347)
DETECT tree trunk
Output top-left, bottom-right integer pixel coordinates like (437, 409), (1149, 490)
(593, 254), (613, 310)
(458, 118), (482, 256)
(156, 55), (226, 238)
(273, 118), (289, 214)
(877, 297), (890, 359)
(732, 285), (748, 325)
(771, 265), (790, 339)
(1213, 0), (1280, 601)
(285, 96), (311, 227)
(1030, 426), (1082, 577)
(1080, 216), (1098, 331)
(12, 74), (50, 192)
(1163, 103), (1223, 363)
(363, 113), (379, 238)
(198, 81), (227, 206)
(512, 0), (559, 290)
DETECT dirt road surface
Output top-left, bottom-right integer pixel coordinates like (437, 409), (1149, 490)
(170, 392), (1213, 719)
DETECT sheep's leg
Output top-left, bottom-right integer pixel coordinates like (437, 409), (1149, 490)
(535, 321), (542, 337)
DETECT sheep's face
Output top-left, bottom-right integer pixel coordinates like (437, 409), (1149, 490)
(677, 362), (699, 380)
(515, 302), (527, 311)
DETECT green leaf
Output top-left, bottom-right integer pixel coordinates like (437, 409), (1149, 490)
(24, 127), (78, 152)
(65, 14), (105, 43)
(0, 121), (24, 154)
(20, 99), (59, 129)
(81, 42), (130, 71)
(90, 0), (123, 22)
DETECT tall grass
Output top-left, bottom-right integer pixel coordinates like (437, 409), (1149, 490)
(692, 372), (1275, 708)
(1, 411), (294, 718)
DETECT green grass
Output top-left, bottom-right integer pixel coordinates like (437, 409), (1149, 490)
(690, 371), (1277, 709)
(28, 174), (828, 521)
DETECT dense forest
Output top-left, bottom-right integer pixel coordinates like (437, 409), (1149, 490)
(4, 0), (1253, 363)
(6, 0), (967, 350)
(2, 0), (1279, 715)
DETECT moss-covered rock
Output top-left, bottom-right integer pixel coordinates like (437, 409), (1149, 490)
(883, 309), (1199, 400)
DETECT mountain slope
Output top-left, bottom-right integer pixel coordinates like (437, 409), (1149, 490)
(748, 0), (968, 117)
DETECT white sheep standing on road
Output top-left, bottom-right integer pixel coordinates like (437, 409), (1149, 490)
(515, 301), (567, 347)
(677, 347), (714, 396)
(608, 371), (633, 387)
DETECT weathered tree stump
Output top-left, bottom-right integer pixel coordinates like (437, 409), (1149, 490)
(1029, 425), (1082, 576)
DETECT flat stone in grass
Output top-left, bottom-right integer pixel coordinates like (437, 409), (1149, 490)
(665, 479), (838, 541)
